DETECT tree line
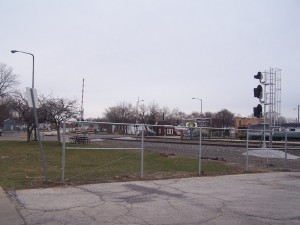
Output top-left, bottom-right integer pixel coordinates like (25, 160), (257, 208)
(100, 101), (235, 128)
(1, 63), (236, 142)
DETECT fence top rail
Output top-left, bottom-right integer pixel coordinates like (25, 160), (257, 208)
(71, 121), (239, 130)
(75, 121), (185, 127)
(66, 147), (141, 150)
(70, 121), (300, 133)
(248, 147), (289, 150)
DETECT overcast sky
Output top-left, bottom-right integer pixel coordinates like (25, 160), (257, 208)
(1, 0), (300, 119)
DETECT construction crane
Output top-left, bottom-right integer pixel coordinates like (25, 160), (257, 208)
(80, 78), (84, 121)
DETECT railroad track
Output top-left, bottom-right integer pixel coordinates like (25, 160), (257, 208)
(120, 136), (300, 149)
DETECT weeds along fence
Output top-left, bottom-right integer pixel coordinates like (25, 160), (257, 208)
(61, 120), (300, 182)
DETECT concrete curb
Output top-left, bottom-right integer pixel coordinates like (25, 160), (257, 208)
(0, 187), (24, 225)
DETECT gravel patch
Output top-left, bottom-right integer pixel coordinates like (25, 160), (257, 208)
(95, 139), (300, 173)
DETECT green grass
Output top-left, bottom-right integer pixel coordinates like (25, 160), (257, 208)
(0, 141), (239, 190)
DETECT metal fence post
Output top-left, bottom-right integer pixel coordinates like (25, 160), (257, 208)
(198, 127), (202, 176)
(61, 116), (66, 182)
(141, 125), (144, 179)
(246, 129), (249, 172)
(285, 131), (287, 169)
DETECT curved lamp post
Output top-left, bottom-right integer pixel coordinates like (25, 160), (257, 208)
(11, 50), (35, 88)
(192, 97), (203, 176)
(11, 50), (48, 182)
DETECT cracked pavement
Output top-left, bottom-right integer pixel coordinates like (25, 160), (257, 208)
(12, 172), (300, 225)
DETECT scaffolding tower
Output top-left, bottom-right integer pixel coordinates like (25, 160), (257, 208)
(262, 68), (282, 126)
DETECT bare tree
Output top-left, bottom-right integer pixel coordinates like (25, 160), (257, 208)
(166, 108), (186, 125)
(213, 109), (235, 128)
(43, 97), (78, 143)
(203, 111), (215, 119)
(104, 102), (135, 123)
(145, 102), (160, 124)
(0, 63), (19, 98)
(188, 111), (201, 120)
(104, 101), (185, 125)
(103, 102), (136, 134)
(8, 92), (46, 142)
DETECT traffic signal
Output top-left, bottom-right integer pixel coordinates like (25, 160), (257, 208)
(254, 85), (263, 99)
(254, 71), (262, 80)
(253, 104), (262, 118)
(253, 71), (263, 118)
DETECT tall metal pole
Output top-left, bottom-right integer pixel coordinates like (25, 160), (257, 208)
(136, 97), (144, 124)
(136, 97), (143, 136)
(80, 78), (84, 121)
(298, 105), (300, 123)
(263, 78), (267, 149)
(246, 129), (249, 172)
(199, 99), (202, 176)
(62, 116), (66, 182)
(199, 127), (202, 176)
(141, 125), (144, 179)
(284, 131), (287, 169)
(32, 53), (35, 88)
(11, 50), (48, 182)
(31, 88), (48, 182)
(192, 97), (203, 176)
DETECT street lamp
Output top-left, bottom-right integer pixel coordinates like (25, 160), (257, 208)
(136, 97), (144, 124)
(192, 97), (203, 176)
(192, 97), (203, 117)
(298, 105), (300, 123)
(11, 50), (48, 182)
(11, 50), (35, 88)
(135, 97), (144, 136)
(294, 105), (300, 123)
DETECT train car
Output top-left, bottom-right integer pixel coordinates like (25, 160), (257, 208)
(272, 123), (300, 141)
(247, 123), (300, 141)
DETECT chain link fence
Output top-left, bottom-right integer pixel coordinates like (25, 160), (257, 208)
(60, 121), (300, 183)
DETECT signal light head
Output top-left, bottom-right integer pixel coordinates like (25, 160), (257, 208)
(253, 104), (262, 118)
(254, 71), (262, 80)
(254, 85), (263, 99)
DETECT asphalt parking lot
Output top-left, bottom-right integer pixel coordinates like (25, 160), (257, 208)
(7, 172), (300, 225)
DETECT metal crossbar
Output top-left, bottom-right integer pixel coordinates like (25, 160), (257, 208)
(66, 147), (141, 150)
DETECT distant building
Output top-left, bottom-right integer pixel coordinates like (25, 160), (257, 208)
(234, 117), (262, 130)
(154, 121), (175, 136)
(3, 118), (20, 131)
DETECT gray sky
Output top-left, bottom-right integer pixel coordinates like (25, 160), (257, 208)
(1, 0), (300, 119)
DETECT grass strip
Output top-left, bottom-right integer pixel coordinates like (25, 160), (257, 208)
(0, 141), (239, 190)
